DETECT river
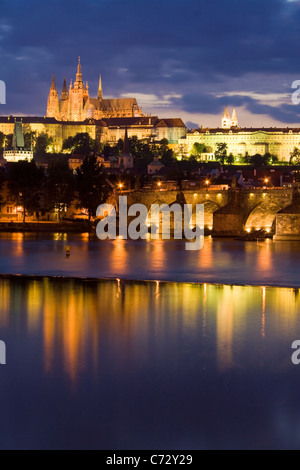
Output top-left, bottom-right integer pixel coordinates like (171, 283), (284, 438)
(0, 233), (300, 449)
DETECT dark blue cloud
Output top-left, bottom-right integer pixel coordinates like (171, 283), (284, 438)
(1, 0), (300, 123)
(185, 121), (200, 130)
(172, 91), (300, 124)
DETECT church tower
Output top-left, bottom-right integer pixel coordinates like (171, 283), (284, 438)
(61, 77), (69, 100)
(221, 106), (232, 129)
(47, 75), (60, 119)
(67, 57), (89, 121)
(231, 108), (238, 127)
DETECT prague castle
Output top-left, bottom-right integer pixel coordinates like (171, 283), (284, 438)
(178, 106), (300, 162)
(47, 58), (143, 121)
(2, 59), (300, 163)
(0, 58), (186, 152)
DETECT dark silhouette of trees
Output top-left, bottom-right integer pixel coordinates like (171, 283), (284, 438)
(8, 161), (44, 222)
(63, 133), (99, 157)
(46, 157), (75, 221)
(76, 155), (109, 221)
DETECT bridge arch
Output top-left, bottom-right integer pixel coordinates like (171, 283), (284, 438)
(196, 200), (222, 228)
(244, 202), (282, 231)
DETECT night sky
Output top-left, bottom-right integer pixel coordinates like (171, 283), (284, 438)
(1, 0), (300, 128)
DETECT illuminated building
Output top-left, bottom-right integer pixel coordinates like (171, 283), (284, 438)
(3, 119), (33, 163)
(178, 107), (300, 162)
(47, 58), (143, 121)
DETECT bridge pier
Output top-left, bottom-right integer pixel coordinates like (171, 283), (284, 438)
(274, 192), (300, 240)
(212, 190), (245, 237)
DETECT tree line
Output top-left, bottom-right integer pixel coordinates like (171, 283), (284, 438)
(190, 142), (279, 166)
(0, 155), (109, 223)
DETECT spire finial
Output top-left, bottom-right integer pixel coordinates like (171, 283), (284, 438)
(61, 76), (68, 99)
(98, 74), (103, 100)
(76, 57), (83, 82)
(50, 74), (57, 91)
(123, 127), (130, 155)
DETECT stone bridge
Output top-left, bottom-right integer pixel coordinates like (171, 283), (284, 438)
(121, 188), (296, 237)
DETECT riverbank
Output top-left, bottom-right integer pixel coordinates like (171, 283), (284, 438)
(0, 221), (92, 232)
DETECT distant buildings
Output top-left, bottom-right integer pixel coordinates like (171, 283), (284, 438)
(3, 119), (33, 163)
(0, 115), (187, 153)
(178, 107), (300, 162)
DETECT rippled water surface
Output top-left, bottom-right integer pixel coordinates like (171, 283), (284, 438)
(1, 234), (300, 449)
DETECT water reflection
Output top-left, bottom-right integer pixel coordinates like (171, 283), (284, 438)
(1, 233), (300, 287)
(0, 278), (300, 384)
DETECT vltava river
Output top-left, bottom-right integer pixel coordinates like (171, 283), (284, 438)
(0, 234), (300, 449)
(0, 233), (299, 286)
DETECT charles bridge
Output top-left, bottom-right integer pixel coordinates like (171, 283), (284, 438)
(121, 186), (300, 239)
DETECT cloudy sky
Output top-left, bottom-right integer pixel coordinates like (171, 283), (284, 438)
(1, 0), (300, 128)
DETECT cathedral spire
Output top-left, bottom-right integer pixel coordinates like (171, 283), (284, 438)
(223, 106), (230, 119)
(50, 74), (57, 91)
(123, 127), (130, 155)
(231, 107), (238, 127)
(76, 56), (83, 83)
(98, 74), (103, 100)
(222, 105), (232, 129)
(47, 74), (59, 119)
(61, 77), (69, 100)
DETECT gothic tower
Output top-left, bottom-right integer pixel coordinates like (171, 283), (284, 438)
(221, 106), (232, 129)
(47, 75), (60, 119)
(231, 108), (238, 127)
(61, 77), (69, 100)
(67, 57), (89, 121)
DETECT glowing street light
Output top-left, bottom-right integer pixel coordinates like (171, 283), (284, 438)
(118, 183), (123, 190)
(205, 180), (210, 186)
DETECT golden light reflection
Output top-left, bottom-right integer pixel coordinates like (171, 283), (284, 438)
(11, 233), (24, 257)
(1, 278), (300, 385)
(261, 286), (266, 338)
(111, 237), (128, 274)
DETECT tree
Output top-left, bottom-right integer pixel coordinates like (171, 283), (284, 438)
(0, 132), (4, 151)
(215, 143), (228, 164)
(4, 134), (13, 148)
(76, 155), (110, 221)
(46, 157), (75, 221)
(8, 161), (44, 222)
(63, 133), (98, 157)
(34, 132), (53, 158)
(290, 147), (300, 165)
(24, 131), (36, 150)
(0, 167), (5, 207)
(249, 154), (264, 167)
(191, 142), (207, 157)
(226, 153), (235, 165)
